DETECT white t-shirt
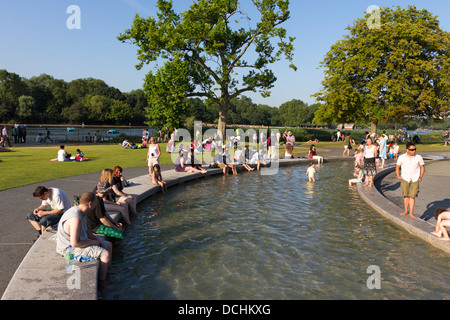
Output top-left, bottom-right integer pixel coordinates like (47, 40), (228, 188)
(396, 153), (424, 182)
(364, 145), (377, 158)
(57, 149), (68, 161)
(234, 149), (243, 163)
(250, 152), (260, 164)
(42, 188), (72, 212)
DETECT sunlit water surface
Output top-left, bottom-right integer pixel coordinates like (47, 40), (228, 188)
(100, 162), (450, 300)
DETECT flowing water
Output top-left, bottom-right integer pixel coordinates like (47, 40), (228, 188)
(100, 161), (450, 300)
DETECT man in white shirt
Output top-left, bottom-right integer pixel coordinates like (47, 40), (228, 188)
(57, 145), (70, 161)
(395, 143), (425, 218)
(26, 186), (72, 235)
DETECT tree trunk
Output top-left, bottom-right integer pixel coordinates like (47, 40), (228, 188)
(217, 101), (228, 142)
(370, 119), (378, 135)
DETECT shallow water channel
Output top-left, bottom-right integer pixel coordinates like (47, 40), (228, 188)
(100, 161), (450, 300)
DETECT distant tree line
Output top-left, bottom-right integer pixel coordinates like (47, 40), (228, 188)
(0, 69), (148, 125)
(0, 69), (322, 128)
(184, 96), (321, 127)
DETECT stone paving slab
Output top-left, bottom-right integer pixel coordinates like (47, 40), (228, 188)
(1, 229), (98, 300)
(358, 159), (450, 254)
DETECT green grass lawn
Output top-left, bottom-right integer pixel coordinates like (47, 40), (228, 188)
(0, 144), (164, 191)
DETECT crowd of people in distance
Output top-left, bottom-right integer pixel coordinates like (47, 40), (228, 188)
(122, 128), (176, 151)
(1, 124), (26, 149)
(348, 131), (397, 187)
(348, 131), (417, 188)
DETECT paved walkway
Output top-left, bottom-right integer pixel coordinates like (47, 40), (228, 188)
(0, 162), (170, 297)
(1, 144), (449, 297)
(376, 159), (450, 221)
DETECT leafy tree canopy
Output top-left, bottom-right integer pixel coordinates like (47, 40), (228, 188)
(313, 5), (450, 133)
(118, 0), (296, 138)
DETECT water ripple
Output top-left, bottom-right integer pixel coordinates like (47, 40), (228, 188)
(101, 163), (450, 300)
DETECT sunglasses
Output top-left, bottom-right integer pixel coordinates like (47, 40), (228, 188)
(408, 148), (416, 151)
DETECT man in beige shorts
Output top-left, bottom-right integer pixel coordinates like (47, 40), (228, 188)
(395, 142), (425, 219)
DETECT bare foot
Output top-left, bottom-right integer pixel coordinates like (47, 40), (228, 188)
(400, 211), (408, 216)
(431, 231), (441, 237)
(409, 214), (416, 219)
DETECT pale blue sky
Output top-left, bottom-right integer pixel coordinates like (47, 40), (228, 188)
(1, 0), (449, 107)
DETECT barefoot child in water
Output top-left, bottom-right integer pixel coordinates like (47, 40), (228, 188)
(431, 208), (450, 241)
(306, 162), (316, 182)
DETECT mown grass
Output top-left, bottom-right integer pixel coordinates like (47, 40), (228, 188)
(0, 144), (158, 191)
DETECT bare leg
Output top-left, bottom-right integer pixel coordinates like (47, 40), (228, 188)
(157, 181), (167, 193)
(98, 244), (112, 281)
(367, 175), (373, 187)
(148, 166), (155, 183)
(28, 220), (42, 232)
(118, 196), (137, 216)
(400, 197), (410, 216)
(438, 221), (450, 241)
(105, 203), (131, 225)
(408, 198), (416, 218)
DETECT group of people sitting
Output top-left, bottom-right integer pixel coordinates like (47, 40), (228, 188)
(57, 145), (84, 161)
(174, 145), (270, 176)
(122, 139), (147, 149)
(25, 166), (136, 281)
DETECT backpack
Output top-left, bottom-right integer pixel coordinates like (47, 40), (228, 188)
(73, 195), (81, 206)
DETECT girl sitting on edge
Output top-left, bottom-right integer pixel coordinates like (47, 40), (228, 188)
(152, 164), (168, 193)
(348, 164), (364, 186)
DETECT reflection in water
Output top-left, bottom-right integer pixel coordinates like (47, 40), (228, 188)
(304, 181), (315, 199)
(100, 162), (450, 300)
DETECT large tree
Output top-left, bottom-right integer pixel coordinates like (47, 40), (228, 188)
(313, 6), (450, 133)
(0, 70), (29, 121)
(118, 0), (296, 138)
(278, 99), (317, 126)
